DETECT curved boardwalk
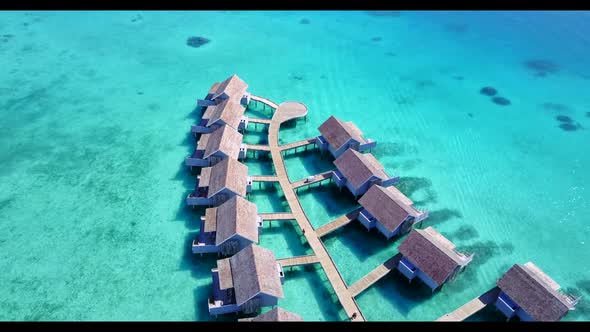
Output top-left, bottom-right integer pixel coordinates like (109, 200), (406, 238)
(253, 95), (365, 322)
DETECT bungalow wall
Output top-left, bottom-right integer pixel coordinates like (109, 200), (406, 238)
(210, 188), (240, 206)
(240, 293), (279, 314)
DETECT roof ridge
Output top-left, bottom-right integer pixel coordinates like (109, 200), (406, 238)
(417, 228), (465, 265)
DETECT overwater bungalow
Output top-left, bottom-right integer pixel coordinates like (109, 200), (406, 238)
(208, 244), (285, 316)
(238, 307), (304, 322)
(396, 227), (474, 292)
(185, 124), (247, 168)
(357, 185), (429, 240)
(192, 97), (248, 135)
(332, 149), (399, 198)
(192, 196), (263, 256)
(493, 262), (579, 321)
(316, 115), (376, 159)
(198, 74), (251, 108)
(186, 158), (252, 207)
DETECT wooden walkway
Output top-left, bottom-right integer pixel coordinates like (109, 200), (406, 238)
(277, 255), (321, 267)
(348, 254), (402, 297)
(292, 171), (333, 190)
(248, 117), (272, 125)
(436, 287), (501, 321)
(259, 96), (365, 322)
(315, 208), (362, 238)
(250, 95), (279, 111)
(259, 213), (295, 221)
(279, 137), (317, 152)
(245, 144), (271, 152)
(250, 175), (279, 183)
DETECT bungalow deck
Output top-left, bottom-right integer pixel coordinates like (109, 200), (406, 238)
(348, 254), (402, 297)
(315, 208), (363, 238)
(437, 287), (501, 321)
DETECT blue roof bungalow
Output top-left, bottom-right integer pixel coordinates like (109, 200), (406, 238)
(208, 244), (285, 317)
(185, 125), (247, 168)
(316, 116), (376, 159)
(493, 262), (579, 321)
(192, 97), (247, 135)
(357, 185), (429, 240)
(332, 149), (399, 198)
(397, 227), (474, 292)
(197, 74), (251, 108)
(186, 158), (252, 207)
(238, 307), (304, 322)
(192, 196), (263, 256)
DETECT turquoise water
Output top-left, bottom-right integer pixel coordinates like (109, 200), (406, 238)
(1, 10), (590, 321)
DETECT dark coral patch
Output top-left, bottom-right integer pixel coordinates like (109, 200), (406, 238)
(467, 113), (473, 118)
(453, 76), (464, 81)
(416, 80), (435, 89)
(558, 123), (580, 132)
(480, 86), (497, 96)
(366, 11), (401, 17)
(524, 59), (560, 76)
(449, 225), (478, 241)
(586, 111), (590, 118)
(371, 37), (382, 42)
(385, 51), (396, 57)
(291, 75), (304, 81)
(555, 115), (572, 123)
(299, 18), (310, 24)
(186, 36), (210, 48)
(492, 96), (511, 106)
(543, 102), (570, 112)
(445, 23), (469, 33)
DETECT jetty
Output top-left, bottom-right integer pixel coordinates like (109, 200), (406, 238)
(437, 287), (501, 321)
(277, 255), (321, 267)
(259, 97), (365, 321)
(315, 208), (362, 238)
(348, 254), (402, 297)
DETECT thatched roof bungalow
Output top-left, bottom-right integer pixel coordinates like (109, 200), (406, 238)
(357, 185), (428, 240)
(332, 149), (399, 197)
(186, 158), (251, 207)
(493, 262), (578, 321)
(208, 244), (285, 316)
(397, 227), (473, 291)
(192, 196), (262, 256)
(317, 116), (376, 158)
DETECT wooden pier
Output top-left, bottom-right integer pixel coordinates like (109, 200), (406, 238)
(258, 96), (365, 321)
(436, 287), (501, 321)
(348, 254), (402, 297)
(315, 208), (362, 238)
(259, 213), (295, 221)
(245, 144), (271, 152)
(248, 117), (272, 125)
(292, 171), (334, 190)
(250, 175), (279, 183)
(279, 137), (317, 152)
(277, 255), (321, 267)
